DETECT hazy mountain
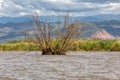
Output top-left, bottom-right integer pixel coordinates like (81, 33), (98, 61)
(0, 21), (32, 43)
(0, 16), (32, 23)
(80, 16), (102, 22)
(95, 14), (120, 21)
(0, 16), (120, 43)
(1, 14), (120, 24)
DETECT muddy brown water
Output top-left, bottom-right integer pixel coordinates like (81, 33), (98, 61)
(0, 51), (120, 80)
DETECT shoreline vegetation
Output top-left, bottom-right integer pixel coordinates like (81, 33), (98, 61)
(1, 14), (120, 54)
(0, 39), (120, 51)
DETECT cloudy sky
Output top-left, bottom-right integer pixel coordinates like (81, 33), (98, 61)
(0, 0), (120, 17)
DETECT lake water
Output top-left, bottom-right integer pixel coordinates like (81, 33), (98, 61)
(0, 51), (120, 80)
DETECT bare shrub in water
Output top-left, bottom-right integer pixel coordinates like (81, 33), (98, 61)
(25, 13), (83, 55)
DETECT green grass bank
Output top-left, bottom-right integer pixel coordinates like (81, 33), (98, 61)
(0, 39), (120, 51)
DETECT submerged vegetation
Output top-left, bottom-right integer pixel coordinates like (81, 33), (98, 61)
(23, 13), (84, 55)
(0, 39), (120, 51)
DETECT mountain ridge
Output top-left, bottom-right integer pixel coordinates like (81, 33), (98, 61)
(0, 18), (120, 43)
(1, 14), (120, 23)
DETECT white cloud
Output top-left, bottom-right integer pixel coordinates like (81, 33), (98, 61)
(0, 0), (120, 17)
